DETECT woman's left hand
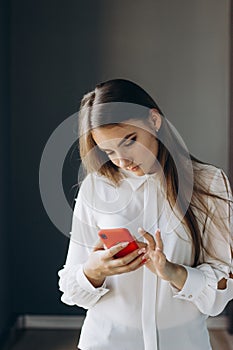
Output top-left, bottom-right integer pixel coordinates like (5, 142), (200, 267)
(138, 227), (185, 286)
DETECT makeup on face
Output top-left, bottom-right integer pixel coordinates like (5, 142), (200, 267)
(91, 120), (159, 176)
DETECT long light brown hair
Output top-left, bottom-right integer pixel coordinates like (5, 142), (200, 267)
(78, 79), (232, 268)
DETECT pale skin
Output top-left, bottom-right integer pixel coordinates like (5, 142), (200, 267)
(83, 228), (187, 289)
(83, 109), (187, 289)
(138, 228), (187, 290)
(83, 239), (148, 287)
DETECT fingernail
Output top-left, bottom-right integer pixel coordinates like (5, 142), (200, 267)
(121, 242), (129, 247)
(138, 248), (146, 254)
(138, 227), (144, 233)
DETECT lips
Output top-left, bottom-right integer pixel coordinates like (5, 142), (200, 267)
(127, 164), (140, 171)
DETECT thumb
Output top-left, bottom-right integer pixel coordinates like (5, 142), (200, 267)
(93, 238), (105, 252)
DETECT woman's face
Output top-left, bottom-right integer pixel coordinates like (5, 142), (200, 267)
(91, 118), (160, 176)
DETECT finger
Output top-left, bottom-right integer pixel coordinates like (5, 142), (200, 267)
(93, 239), (105, 252)
(137, 242), (148, 250)
(155, 229), (163, 251)
(111, 254), (149, 274)
(131, 233), (148, 250)
(138, 227), (156, 250)
(109, 247), (145, 267)
(104, 242), (130, 259)
(127, 254), (149, 270)
(144, 246), (166, 265)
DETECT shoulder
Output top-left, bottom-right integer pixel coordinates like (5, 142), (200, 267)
(193, 162), (232, 197)
(76, 172), (117, 200)
(193, 162), (219, 178)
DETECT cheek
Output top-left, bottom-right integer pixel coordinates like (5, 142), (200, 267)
(146, 138), (159, 158)
(135, 142), (157, 159)
(110, 158), (119, 166)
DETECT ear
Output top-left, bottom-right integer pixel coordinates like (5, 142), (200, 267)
(149, 109), (162, 132)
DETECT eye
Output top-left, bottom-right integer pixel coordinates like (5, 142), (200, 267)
(98, 146), (114, 156)
(124, 136), (137, 147)
(105, 150), (114, 156)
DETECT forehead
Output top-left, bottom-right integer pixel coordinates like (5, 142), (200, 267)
(92, 124), (133, 143)
(91, 119), (149, 143)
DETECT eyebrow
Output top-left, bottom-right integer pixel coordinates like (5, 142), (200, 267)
(99, 132), (136, 152)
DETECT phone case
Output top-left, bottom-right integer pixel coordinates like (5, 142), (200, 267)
(98, 228), (139, 258)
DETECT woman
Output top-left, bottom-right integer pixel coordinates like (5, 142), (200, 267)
(58, 79), (233, 350)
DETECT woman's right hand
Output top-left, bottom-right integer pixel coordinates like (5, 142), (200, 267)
(83, 239), (147, 287)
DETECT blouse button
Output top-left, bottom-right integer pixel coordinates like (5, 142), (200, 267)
(188, 294), (193, 299)
(181, 294), (186, 297)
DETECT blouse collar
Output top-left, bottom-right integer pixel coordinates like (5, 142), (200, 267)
(119, 169), (159, 191)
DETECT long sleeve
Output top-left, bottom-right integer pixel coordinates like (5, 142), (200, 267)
(58, 174), (109, 309)
(171, 168), (233, 316)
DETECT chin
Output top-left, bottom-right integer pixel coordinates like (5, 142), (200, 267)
(133, 168), (146, 176)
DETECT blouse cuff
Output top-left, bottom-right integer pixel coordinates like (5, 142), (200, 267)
(170, 265), (207, 301)
(76, 266), (109, 296)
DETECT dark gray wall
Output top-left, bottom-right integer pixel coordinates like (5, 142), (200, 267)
(0, 0), (13, 341)
(99, 0), (230, 173)
(10, 0), (103, 316)
(230, 0), (233, 188)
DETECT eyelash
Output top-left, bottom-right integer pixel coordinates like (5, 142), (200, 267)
(105, 136), (137, 156)
(125, 136), (137, 147)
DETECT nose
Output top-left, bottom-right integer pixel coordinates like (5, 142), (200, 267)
(112, 153), (132, 168)
(111, 149), (133, 168)
(118, 158), (131, 168)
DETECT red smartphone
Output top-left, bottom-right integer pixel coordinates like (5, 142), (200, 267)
(98, 228), (139, 258)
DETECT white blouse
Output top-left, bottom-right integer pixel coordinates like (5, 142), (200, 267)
(58, 163), (233, 350)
